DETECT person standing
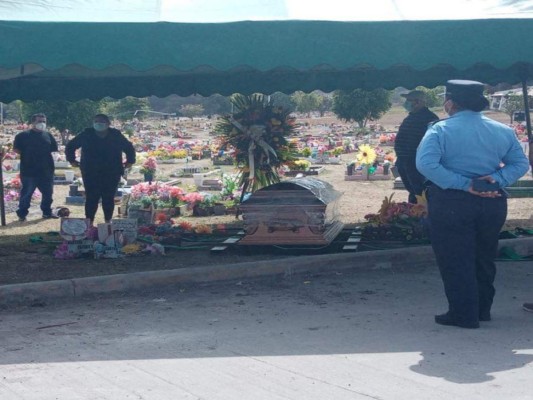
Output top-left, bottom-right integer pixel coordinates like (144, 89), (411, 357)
(66, 114), (136, 224)
(416, 80), (529, 329)
(394, 90), (438, 203)
(13, 113), (59, 221)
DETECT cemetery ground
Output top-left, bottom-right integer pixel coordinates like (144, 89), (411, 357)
(0, 110), (532, 286)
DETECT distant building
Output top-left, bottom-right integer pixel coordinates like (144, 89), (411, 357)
(490, 87), (533, 110)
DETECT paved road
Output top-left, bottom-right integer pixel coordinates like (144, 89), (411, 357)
(1, 262), (532, 399)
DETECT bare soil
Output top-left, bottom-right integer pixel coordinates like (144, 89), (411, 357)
(1, 110), (531, 285)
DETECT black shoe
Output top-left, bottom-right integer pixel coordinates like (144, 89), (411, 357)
(42, 214), (59, 219)
(435, 313), (480, 329)
(18, 216), (26, 222)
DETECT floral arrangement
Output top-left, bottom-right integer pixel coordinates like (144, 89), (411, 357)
(331, 146), (345, 156)
(347, 144), (381, 178)
(214, 93), (297, 195)
(148, 147), (188, 160)
(285, 159), (311, 171)
(130, 182), (185, 209)
(362, 194), (428, 242)
(2, 175), (41, 202)
(356, 144), (377, 166)
(139, 157), (157, 176)
(182, 192), (204, 208)
(221, 174), (240, 199)
(0, 143), (15, 161)
(383, 151), (396, 163)
(3, 175), (22, 190)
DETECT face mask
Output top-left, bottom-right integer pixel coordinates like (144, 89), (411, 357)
(443, 99), (452, 115)
(403, 101), (413, 113)
(93, 122), (108, 132)
(33, 122), (46, 131)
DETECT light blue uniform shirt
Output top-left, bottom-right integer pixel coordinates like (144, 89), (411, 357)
(416, 110), (529, 191)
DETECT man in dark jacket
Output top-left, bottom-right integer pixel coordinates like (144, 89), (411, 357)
(13, 113), (59, 221)
(66, 114), (136, 224)
(394, 90), (438, 203)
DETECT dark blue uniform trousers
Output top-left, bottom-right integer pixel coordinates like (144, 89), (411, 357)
(427, 186), (507, 325)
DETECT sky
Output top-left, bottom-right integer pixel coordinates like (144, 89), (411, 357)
(0, 0), (532, 22)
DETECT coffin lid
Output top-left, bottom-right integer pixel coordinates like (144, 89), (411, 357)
(248, 178), (341, 205)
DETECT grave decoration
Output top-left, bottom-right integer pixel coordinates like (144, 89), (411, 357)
(345, 145), (394, 181)
(55, 218), (141, 259)
(55, 218), (94, 258)
(283, 159), (325, 177)
(361, 194), (429, 243)
(140, 157), (157, 183)
(215, 93), (297, 198)
(239, 178), (343, 245)
(127, 182), (185, 220)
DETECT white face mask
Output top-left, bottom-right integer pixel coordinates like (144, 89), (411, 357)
(443, 99), (452, 115)
(34, 122), (46, 131)
(93, 122), (108, 132)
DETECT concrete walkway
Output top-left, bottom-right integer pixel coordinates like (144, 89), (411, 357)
(1, 257), (532, 399)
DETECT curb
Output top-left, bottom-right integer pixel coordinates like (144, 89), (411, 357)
(1, 237), (532, 306)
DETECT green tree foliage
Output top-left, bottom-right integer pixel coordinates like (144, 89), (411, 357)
(503, 95), (525, 123)
(317, 95), (333, 116)
(180, 104), (205, 119)
(4, 100), (25, 122)
(105, 96), (151, 121)
(270, 92), (296, 113)
(415, 86), (445, 108)
(291, 91), (323, 116)
(202, 94), (232, 115)
(332, 89), (392, 128)
(22, 99), (103, 144)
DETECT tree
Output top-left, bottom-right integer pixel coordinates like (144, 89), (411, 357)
(415, 86), (445, 108)
(106, 96), (151, 121)
(4, 100), (26, 122)
(22, 99), (103, 144)
(202, 94), (232, 115)
(502, 95), (525, 123)
(180, 104), (205, 119)
(270, 92), (296, 113)
(317, 95), (333, 116)
(291, 91), (323, 116)
(332, 89), (392, 128)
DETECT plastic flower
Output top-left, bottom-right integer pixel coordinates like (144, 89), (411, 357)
(194, 224), (213, 235)
(122, 243), (142, 254)
(155, 212), (170, 224)
(183, 192), (204, 206)
(178, 221), (193, 231)
(356, 144), (377, 165)
(140, 157), (157, 175)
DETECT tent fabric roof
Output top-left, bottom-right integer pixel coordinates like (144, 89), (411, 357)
(1, 2), (532, 101)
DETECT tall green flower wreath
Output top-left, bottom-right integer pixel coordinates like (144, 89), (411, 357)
(215, 94), (297, 197)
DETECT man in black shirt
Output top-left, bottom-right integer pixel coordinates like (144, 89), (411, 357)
(13, 113), (59, 221)
(394, 90), (438, 203)
(66, 114), (136, 224)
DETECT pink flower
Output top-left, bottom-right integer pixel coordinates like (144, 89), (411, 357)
(183, 192), (204, 206)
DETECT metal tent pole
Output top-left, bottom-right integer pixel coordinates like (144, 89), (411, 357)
(0, 159), (5, 226)
(521, 78), (532, 142)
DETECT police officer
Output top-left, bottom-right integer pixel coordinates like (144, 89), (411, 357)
(416, 80), (529, 329)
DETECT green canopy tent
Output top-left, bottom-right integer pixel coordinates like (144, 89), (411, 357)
(0, 19), (532, 100)
(0, 0), (532, 225)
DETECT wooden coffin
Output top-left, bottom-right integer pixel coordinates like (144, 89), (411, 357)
(239, 178), (343, 245)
